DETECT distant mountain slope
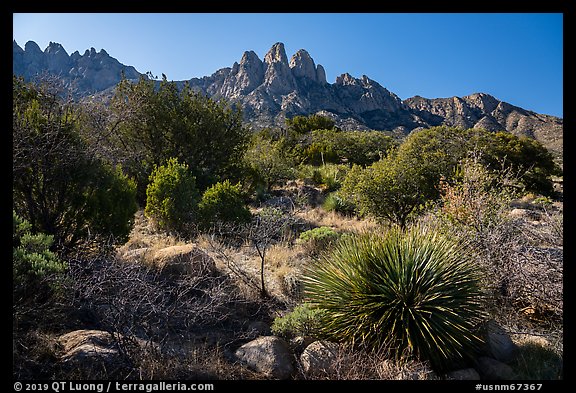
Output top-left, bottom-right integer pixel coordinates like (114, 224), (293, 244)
(13, 40), (563, 157)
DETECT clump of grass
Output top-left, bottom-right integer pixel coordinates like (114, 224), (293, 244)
(303, 225), (486, 372)
(510, 335), (563, 380)
(298, 226), (340, 255)
(322, 192), (356, 215)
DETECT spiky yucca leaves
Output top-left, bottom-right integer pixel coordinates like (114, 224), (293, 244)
(303, 226), (486, 371)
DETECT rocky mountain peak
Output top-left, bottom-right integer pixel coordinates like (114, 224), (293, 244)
(263, 42), (295, 94)
(240, 50), (262, 67)
(45, 41), (66, 54)
(13, 40), (24, 53)
(316, 64), (327, 84)
(289, 49), (317, 81)
(13, 40), (142, 96)
(218, 50), (265, 98)
(12, 40), (562, 157)
(264, 42), (289, 66)
(24, 40), (43, 55)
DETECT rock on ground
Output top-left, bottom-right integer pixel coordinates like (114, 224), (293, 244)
(300, 340), (339, 375)
(234, 336), (294, 379)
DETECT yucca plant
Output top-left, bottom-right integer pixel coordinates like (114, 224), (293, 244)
(303, 225), (486, 371)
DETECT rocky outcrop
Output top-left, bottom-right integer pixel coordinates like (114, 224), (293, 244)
(58, 329), (156, 374)
(59, 329), (122, 365)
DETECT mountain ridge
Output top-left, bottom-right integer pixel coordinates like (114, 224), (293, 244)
(13, 40), (563, 157)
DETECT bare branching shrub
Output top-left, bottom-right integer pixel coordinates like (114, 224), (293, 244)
(64, 252), (244, 358)
(428, 158), (563, 331)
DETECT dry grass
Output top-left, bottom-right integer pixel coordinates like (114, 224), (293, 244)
(117, 210), (188, 254)
(296, 207), (379, 234)
(295, 343), (438, 380)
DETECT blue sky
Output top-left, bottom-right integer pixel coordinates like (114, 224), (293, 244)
(13, 13), (563, 117)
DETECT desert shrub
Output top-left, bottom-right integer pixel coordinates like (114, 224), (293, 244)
(286, 114), (337, 134)
(436, 158), (517, 233)
(271, 303), (327, 339)
(198, 180), (252, 229)
(144, 158), (200, 233)
(303, 225), (486, 371)
(83, 164), (138, 245)
(510, 336), (563, 380)
(532, 196), (553, 207)
(319, 164), (349, 191)
(304, 129), (396, 166)
(13, 211), (67, 296)
(298, 226), (340, 255)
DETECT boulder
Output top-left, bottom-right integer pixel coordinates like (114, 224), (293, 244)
(300, 340), (339, 375)
(234, 336), (294, 379)
(483, 320), (518, 363)
(58, 329), (157, 374)
(119, 247), (150, 261)
(59, 330), (120, 361)
(476, 356), (516, 380)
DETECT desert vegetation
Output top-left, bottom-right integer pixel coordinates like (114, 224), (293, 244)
(13, 75), (563, 381)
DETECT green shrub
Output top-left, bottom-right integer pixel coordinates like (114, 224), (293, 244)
(13, 211), (67, 292)
(145, 158), (200, 232)
(198, 180), (252, 229)
(298, 226), (340, 255)
(271, 302), (327, 339)
(303, 225), (486, 371)
(85, 164), (138, 244)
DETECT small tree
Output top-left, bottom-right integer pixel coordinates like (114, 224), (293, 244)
(111, 75), (249, 200)
(247, 208), (294, 298)
(244, 136), (296, 192)
(13, 76), (138, 250)
(145, 158), (200, 233)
